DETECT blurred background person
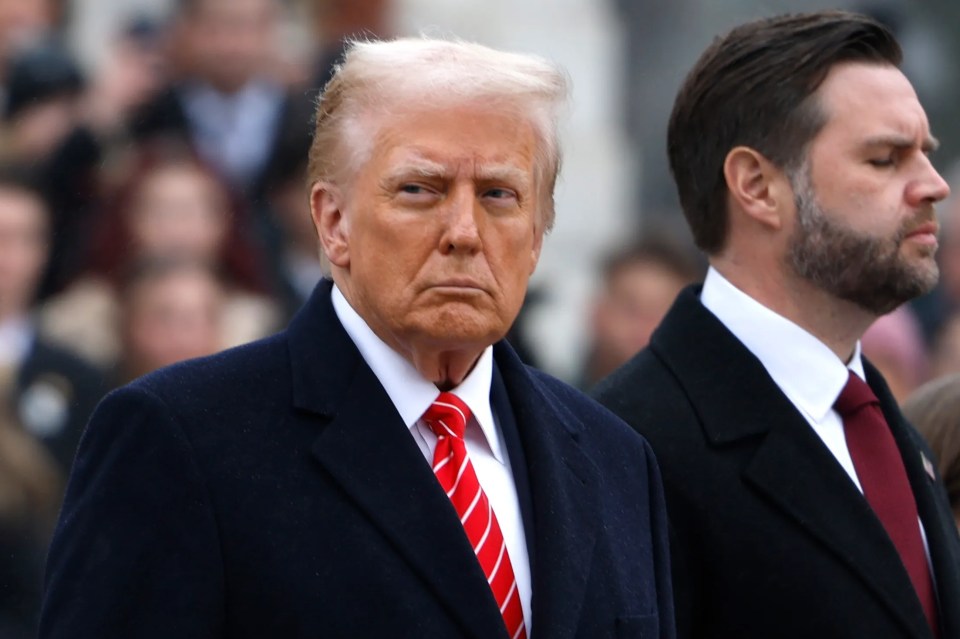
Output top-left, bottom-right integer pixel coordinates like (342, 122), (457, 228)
(0, 166), (105, 471)
(258, 135), (322, 323)
(0, 411), (61, 639)
(307, 0), (393, 90)
(577, 235), (702, 390)
(39, 143), (279, 370)
(0, 165), (106, 638)
(129, 0), (314, 206)
(0, 0), (61, 90)
(860, 305), (930, 403)
(115, 257), (226, 385)
(0, 41), (100, 300)
(930, 314), (960, 379)
(0, 0), (943, 387)
(83, 15), (170, 146)
(903, 372), (960, 529)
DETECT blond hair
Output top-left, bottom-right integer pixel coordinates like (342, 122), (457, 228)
(307, 37), (569, 232)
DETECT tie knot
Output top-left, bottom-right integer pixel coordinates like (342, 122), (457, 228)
(834, 370), (880, 417)
(422, 392), (472, 440)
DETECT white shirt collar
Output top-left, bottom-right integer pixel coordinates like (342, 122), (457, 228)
(331, 284), (504, 462)
(700, 266), (865, 422)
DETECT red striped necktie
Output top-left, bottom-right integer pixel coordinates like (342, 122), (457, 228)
(835, 371), (939, 638)
(422, 393), (527, 639)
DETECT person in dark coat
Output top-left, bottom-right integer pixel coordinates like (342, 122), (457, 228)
(40, 37), (674, 639)
(594, 10), (960, 639)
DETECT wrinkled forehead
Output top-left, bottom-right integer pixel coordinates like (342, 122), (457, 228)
(336, 98), (550, 181)
(813, 62), (934, 149)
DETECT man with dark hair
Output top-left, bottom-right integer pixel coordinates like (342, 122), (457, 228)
(594, 10), (960, 639)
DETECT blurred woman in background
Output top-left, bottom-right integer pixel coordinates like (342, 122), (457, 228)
(39, 141), (279, 374)
(903, 373), (960, 530)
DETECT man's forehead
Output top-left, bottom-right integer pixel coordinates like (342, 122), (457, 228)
(383, 148), (533, 179)
(816, 62), (932, 143)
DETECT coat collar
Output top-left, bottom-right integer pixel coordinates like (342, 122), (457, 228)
(650, 285), (955, 639)
(494, 342), (600, 639)
(288, 279), (602, 639)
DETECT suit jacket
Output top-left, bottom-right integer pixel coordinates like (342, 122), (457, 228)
(40, 279), (674, 639)
(593, 285), (960, 639)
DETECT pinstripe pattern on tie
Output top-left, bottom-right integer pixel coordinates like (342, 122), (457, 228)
(423, 392), (526, 639)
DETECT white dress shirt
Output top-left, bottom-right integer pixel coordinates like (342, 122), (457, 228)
(332, 285), (532, 630)
(700, 267), (864, 489)
(700, 267), (932, 557)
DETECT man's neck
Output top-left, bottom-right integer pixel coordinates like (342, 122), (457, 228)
(711, 260), (873, 363)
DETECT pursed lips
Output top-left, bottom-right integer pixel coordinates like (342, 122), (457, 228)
(425, 278), (488, 292)
(902, 220), (939, 247)
(905, 221), (938, 237)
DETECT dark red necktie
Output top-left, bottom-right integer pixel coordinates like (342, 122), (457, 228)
(422, 393), (526, 639)
(835, 371), (939, 637)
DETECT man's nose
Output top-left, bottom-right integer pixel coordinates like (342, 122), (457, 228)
(440, 187), (482, 253)
(909, 156), (951, 207)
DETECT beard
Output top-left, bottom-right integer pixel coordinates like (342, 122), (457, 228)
(786, 167), (938, 316)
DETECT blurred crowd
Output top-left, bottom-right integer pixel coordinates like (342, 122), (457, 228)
(0, 0), (392, 634)
(0, 0), (958, 635)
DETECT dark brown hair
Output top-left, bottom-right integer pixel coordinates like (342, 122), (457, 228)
(902, 374), (960, 517)
(86, 139), (268, 294)
(667, 11), (901, 254)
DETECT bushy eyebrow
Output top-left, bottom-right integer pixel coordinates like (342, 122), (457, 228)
(862, 133), (940, 154)
(381, 158), (450, 183)
(475, 164), (530, 187)
(381, 155), (531, 189)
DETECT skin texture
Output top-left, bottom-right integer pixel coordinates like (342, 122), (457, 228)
(313, 104), (544, 389)
(715, 61), (949, 361)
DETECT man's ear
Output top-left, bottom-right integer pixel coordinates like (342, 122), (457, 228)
(723, 146), (792, 232)
(310, 181), (350, 268)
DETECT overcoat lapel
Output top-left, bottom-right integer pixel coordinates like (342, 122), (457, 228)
(495, 344), (600, 639)
(288, 281), (510, 639)
(650, 287), (939, 639)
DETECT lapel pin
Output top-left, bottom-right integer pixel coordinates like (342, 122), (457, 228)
(921, 453), (936, 481)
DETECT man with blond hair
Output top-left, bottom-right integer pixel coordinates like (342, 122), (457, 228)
(40, 38), (674, 639)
